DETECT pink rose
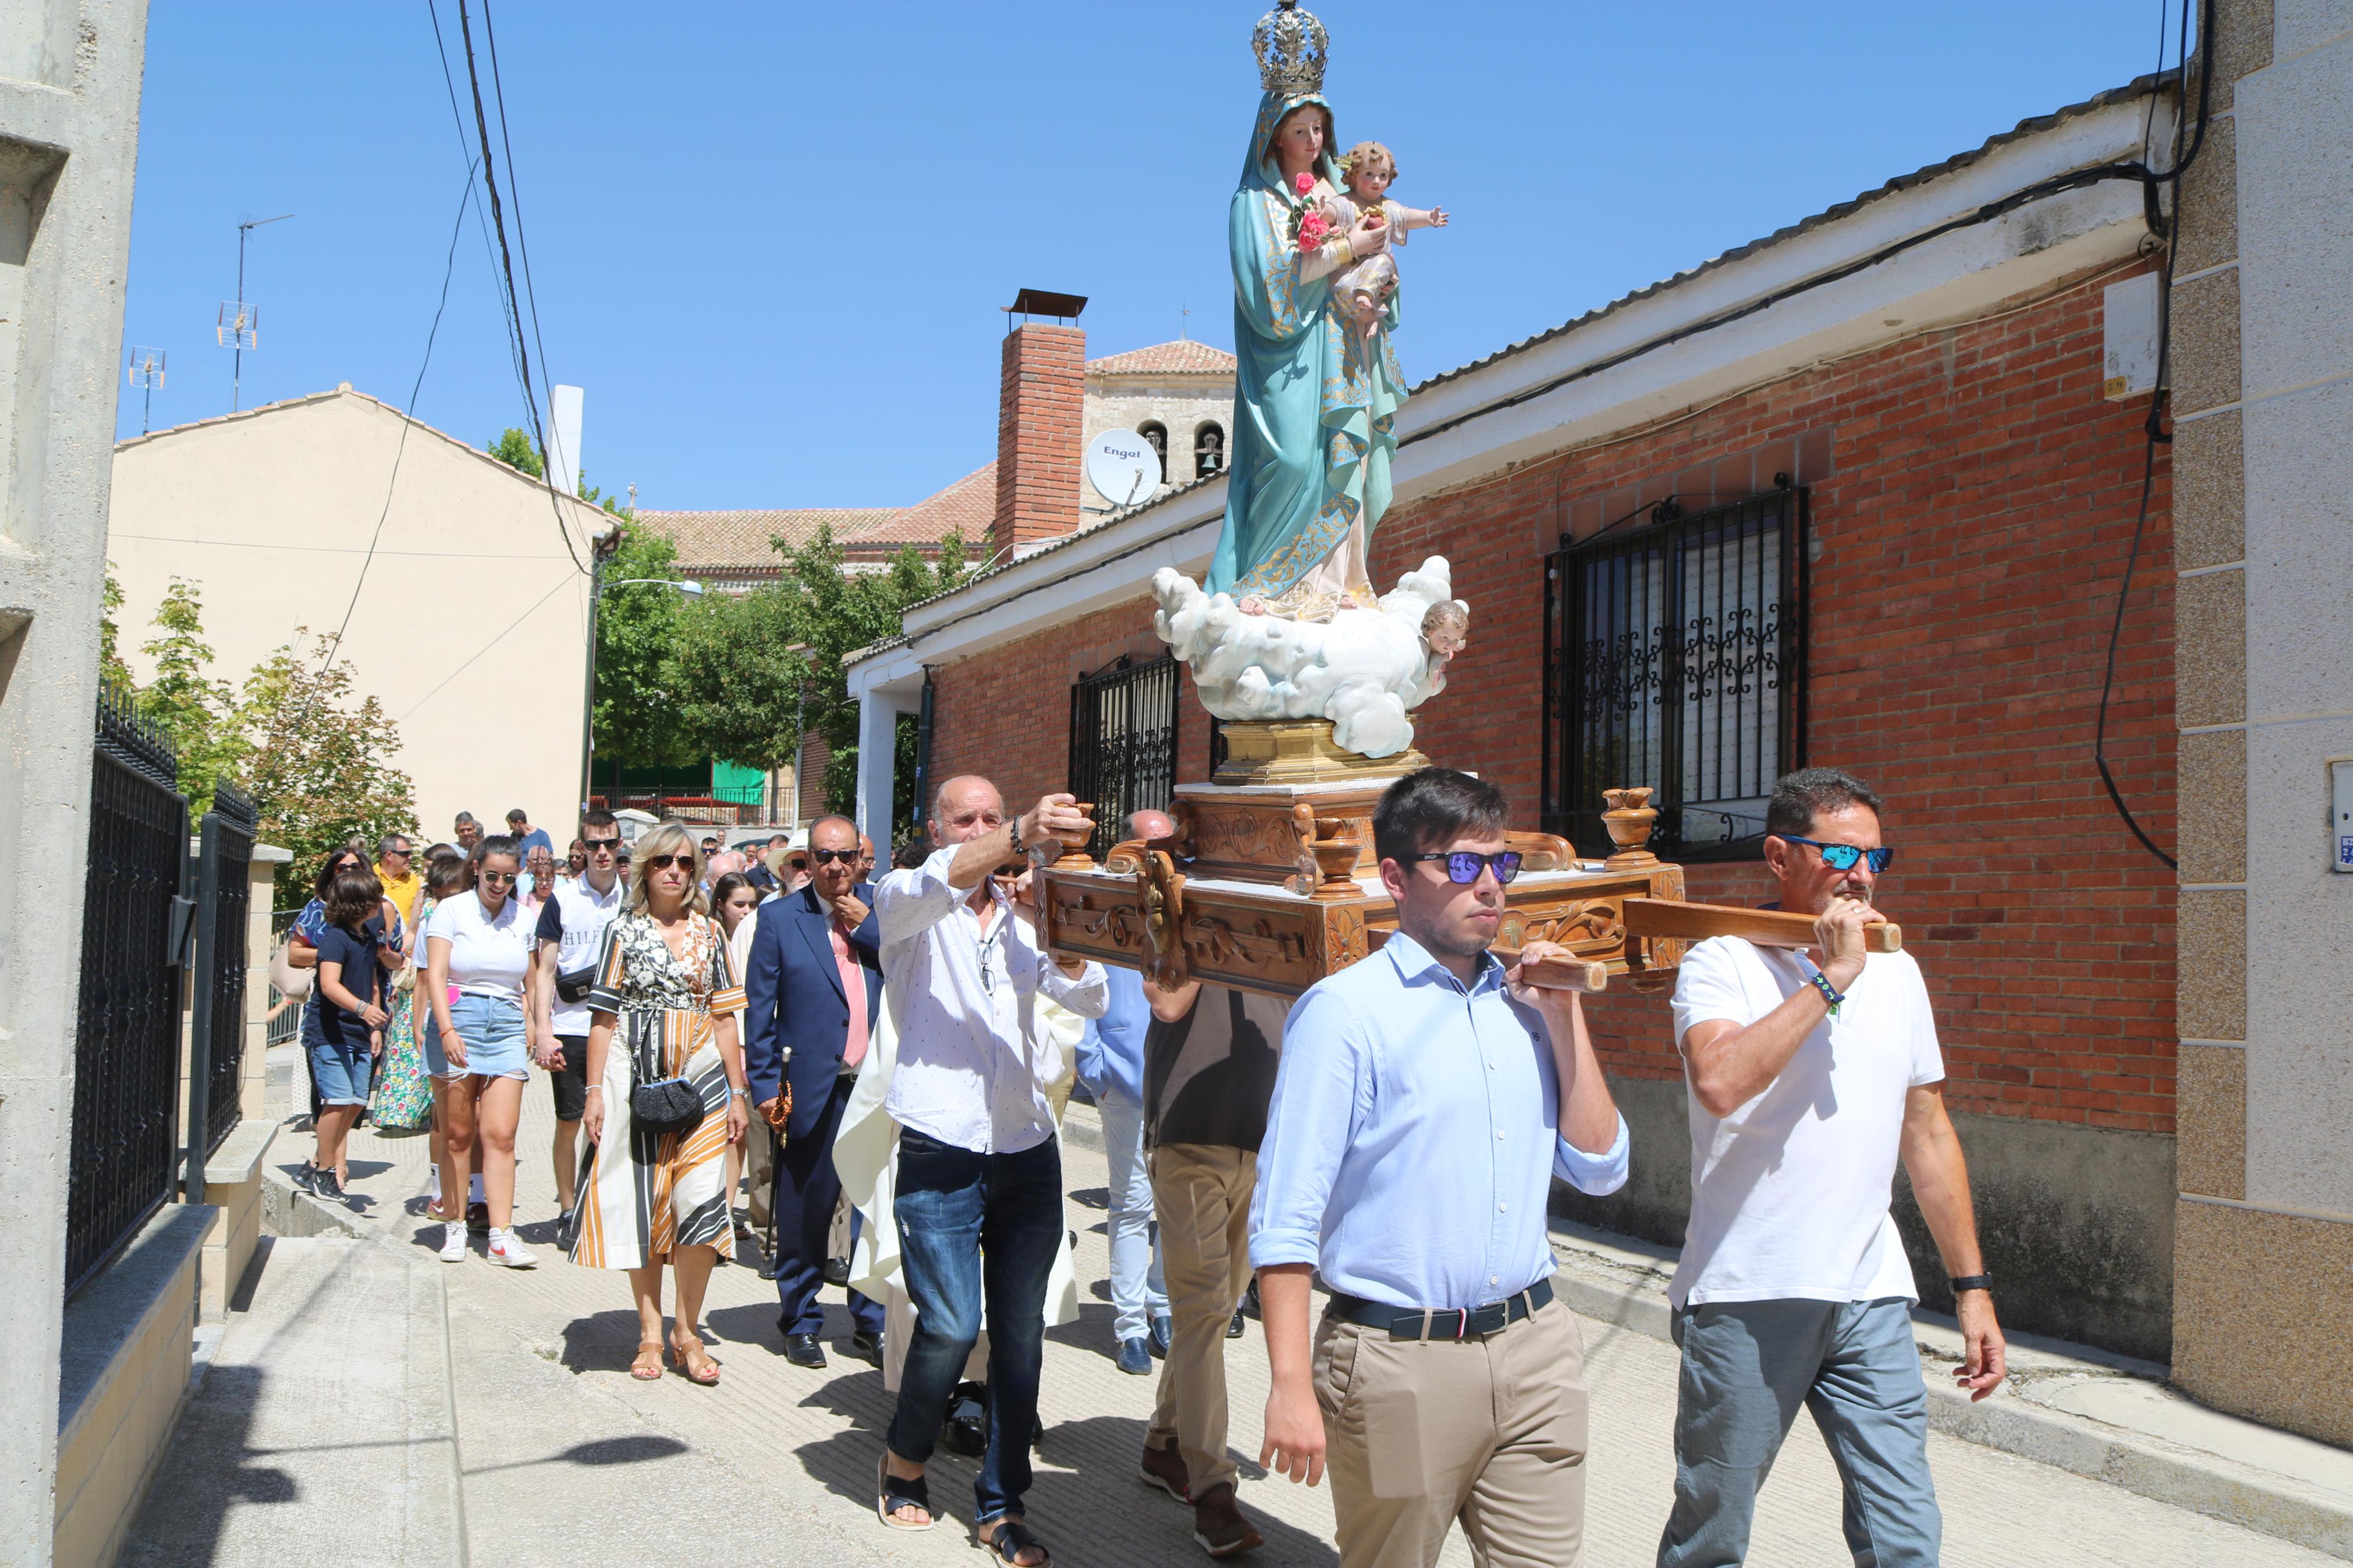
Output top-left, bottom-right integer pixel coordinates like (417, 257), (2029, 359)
(1294, 172), (1315, 195)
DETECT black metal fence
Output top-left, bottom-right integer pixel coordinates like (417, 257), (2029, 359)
(67, 685), (190, 1297)
(1069, 654), (1180, 859)
(1541, 488), (1808, 859)
(189, 778), (258, 1179)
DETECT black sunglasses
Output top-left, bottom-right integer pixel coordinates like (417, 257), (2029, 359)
(582, 837), (622, 852)
(1403, 851), (1522, 885)
(1780, 835), (1894, 874)
(809, 847), (859, 865)
(480, 869), (518, 886)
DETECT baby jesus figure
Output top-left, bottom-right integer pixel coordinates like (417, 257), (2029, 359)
(1328, 141), (1448, 340)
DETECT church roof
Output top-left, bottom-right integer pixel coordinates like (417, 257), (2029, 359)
(1085, 340), (1237, 377)
(846, 462), (996, 549)
(634, 506), (902, 569)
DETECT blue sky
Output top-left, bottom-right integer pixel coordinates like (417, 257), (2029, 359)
(118, 2), (2168, 511)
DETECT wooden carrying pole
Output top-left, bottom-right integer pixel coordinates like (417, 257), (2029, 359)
(1621, 897), (1903, 954)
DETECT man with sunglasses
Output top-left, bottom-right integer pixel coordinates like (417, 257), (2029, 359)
(1254, 767), (1629, 1568)
(374, 833), (421, 926)
(742, 814), (888, 1368)
(528, 809), (625, 1229)
(1656, 767), (2004, 1568)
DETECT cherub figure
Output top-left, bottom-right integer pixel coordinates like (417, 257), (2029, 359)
(1421, 599), (1469, 676)
(1328, 141), (1449, 339)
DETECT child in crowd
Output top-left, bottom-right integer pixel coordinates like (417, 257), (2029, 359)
(303, 868), (390, 1200)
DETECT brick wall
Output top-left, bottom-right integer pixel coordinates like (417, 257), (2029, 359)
(993, 324), (1085, 559)
(925, 262), (2177, 1133)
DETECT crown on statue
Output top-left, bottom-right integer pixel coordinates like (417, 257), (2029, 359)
(1253, 0), (1329, 98)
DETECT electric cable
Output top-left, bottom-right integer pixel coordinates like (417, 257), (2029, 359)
(313, 159), (479, 681)
(425, 0), (528, 406)
(456, 0), (591, 576)
(479, 3), (560, 462)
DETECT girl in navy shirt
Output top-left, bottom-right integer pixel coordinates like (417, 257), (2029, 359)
(303, 869), (391, 1200)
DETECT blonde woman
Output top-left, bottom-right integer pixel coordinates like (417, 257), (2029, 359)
(572, 824), (751, 1384)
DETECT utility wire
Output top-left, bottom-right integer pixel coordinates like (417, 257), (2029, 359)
(480, 3), (560, 467)
(425, 0), (527, 407)
(456, 0), (591, 576)
(313, 159), (478, 680)
(2091, 0), (2216, 872)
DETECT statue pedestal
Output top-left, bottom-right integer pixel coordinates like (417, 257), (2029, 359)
(1040, 722), (1690, 1000)
(1211, 719), (1430, 785)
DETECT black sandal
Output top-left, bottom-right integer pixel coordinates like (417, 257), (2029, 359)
(975, 1517), (1050, 1565)
(876, 1453), (935, 1532)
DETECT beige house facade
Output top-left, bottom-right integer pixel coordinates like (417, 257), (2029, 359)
(109, 387), (616, 845)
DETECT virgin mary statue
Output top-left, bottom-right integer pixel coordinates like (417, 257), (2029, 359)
(1207, 5), (1410, 621)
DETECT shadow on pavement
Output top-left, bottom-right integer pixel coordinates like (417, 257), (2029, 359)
(120, 1364), (297, 1566)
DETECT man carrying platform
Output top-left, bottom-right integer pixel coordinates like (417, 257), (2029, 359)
(1252, 767), (1630, 1568)
(1657, 766), (2006, 1568)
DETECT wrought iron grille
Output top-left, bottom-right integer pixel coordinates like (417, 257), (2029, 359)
(193, 778), (258, 1162)
(67, 685), (189, 1296)
(1541, 488), (1807, 860)
(1068, 654), (1180, 859)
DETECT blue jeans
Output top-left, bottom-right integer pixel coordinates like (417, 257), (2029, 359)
(886, 1128), (1063, 1526)
(1657, 1297), (1941, 1568)
(1096, 1087), (1166, 1342)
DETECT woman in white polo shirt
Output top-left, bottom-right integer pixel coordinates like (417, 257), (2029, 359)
(424, 834), (540, 1267)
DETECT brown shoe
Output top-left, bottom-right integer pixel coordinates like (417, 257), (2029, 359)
(1191, 1484), (1262, 1558)
(1138, 1438), (1190, 1503)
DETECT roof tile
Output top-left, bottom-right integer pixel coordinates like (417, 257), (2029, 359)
(1085, 340), (1237, 377)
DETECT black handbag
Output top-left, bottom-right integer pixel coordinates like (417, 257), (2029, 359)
(555, 964), (597, 1004)
(631, 1074), (703, 1135)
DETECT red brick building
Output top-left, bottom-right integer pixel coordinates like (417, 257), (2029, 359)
(850, 81), (2183, 1359)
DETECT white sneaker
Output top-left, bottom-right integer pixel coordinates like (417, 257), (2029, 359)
(439, 1221), (467, 1263)
(487, 1228), (537, 1268)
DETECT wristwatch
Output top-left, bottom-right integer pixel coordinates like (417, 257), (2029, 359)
(1949, 1274), (1993, 1295)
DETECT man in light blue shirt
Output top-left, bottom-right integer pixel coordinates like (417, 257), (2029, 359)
(1251, 767), (1630, 1568)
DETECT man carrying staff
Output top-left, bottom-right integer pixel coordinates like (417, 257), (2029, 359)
(1254, 767), (1630, 1568)
(1656, 767), (2004, 1568)
(871, 776), (1106, 1568)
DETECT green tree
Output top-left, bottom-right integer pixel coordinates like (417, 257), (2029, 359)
(134, 578), (250, 816)
(665, 585), (809, 774)
(240, 633), (419, 897)
(98, 566), (130, 688)
(487, 426), (632, 517)
(592, 522), (698, 771)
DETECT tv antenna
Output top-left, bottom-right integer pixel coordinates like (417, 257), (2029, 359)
(127, 346), (165, 435)
(221, 212), (293, 411)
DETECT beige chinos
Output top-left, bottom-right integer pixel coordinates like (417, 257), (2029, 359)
(1312, 1295), (1592, 1568)
(1147, 1142), (1257, 1494)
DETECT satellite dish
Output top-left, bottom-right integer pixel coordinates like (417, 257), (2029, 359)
(1086, 428), (1163, 507)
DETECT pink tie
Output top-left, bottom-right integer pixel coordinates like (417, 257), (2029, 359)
(830, 920), (869, 1068)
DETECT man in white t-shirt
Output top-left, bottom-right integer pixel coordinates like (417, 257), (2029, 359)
(1657, 767), (2005, 1568)
(529, 809), (624, 1228)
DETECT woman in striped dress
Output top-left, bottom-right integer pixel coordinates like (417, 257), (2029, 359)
(571, 824), (751, 1384)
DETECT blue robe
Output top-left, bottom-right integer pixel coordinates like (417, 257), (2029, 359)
(1206, 90), (1410, 606)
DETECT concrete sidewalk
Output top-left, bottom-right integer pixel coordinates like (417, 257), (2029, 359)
(164, 1040), (2347, 1567)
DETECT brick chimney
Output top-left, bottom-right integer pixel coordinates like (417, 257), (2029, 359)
(991, 322), (1085, 561)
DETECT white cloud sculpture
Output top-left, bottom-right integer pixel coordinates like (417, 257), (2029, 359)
(1151, 557), (1468, 759)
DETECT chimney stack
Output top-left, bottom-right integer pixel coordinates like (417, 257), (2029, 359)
(991, 321), (1085, 562)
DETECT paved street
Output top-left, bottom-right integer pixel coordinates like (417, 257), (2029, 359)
(152, 1050), (2339, 1567)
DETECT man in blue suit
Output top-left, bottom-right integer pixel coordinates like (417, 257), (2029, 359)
(744, 813), (886, 1368)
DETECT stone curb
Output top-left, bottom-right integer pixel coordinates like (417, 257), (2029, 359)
(1546, 1237), (2353, 1561)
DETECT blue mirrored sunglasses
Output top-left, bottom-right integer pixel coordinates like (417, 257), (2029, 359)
(1403, 851), (1523, 885)
(1781, 834), (1893, 873)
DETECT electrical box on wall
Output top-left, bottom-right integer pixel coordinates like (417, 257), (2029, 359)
(2103, 273), (2163, 400)
(2333, 758), (2353, 872)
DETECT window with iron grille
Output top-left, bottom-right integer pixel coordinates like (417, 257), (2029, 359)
(1541, 488), (1807, 861)
(1069, 654), (1180, 859)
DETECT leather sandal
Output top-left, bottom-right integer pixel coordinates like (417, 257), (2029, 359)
(668, 1334), (721, 1385)
(877, 1454), (934, 1531)
(975, 1517), (1050, 1565)
(629, 1342), (663, 1381)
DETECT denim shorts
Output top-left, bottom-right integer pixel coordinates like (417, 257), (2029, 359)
(306, 1036), (374, 1106)
(420, 991), (529, 1082)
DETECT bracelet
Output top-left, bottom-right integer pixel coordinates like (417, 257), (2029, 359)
(1805, 971), (1844, 1015)
(1949, 1274), (1994, 1295)
(584, 1085), (603, 1096)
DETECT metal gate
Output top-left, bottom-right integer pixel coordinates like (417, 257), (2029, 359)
(188, 777), (258, 1194)
(1541, 488), (1808, 859)
(1068, 654), (1179, 859)
(66, 685), (190, 1296)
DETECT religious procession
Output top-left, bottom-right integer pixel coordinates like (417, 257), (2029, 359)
(17, 2), (2352, 1567)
